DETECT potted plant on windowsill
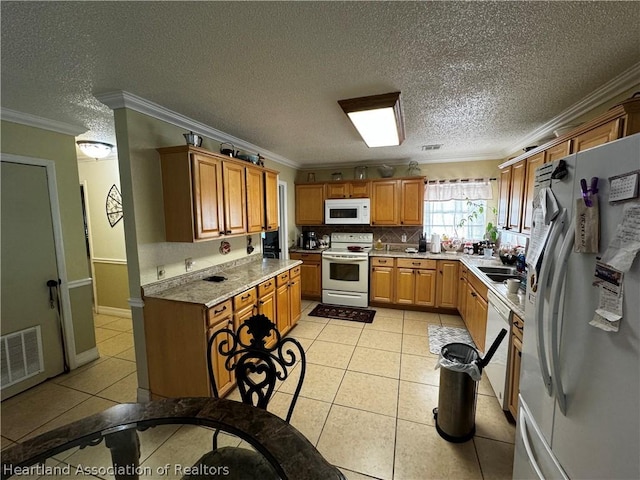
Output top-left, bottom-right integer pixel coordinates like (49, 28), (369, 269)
(456, 199), (498, 241)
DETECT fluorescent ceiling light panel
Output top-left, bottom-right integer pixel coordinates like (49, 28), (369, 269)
(338, 92), (405, 148)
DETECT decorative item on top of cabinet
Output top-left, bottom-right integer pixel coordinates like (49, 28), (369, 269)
(295, 183), (325, 225)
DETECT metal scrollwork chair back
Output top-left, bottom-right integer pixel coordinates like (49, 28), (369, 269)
(207, 313), (306, 423)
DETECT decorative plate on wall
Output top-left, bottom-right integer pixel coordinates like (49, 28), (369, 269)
(106, 184), (123, 227)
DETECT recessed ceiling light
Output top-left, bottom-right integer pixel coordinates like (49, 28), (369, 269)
(338, 92), (405, 148)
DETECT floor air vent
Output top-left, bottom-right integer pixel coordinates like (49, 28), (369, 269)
(1, 326), (44, 389)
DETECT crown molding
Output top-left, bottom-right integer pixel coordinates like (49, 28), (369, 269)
(504, 62), (640, 157)
(1, 108), (86, 136)
(95, 91), (299, 169)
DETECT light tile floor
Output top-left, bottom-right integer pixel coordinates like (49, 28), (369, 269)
(1, 304), (516, 479)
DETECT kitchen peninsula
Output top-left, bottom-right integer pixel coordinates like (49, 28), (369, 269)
(141, 258), (302, 400)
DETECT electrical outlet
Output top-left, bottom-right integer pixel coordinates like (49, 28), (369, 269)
(185, 258), (194, 272)
(157, 265), (165, 280)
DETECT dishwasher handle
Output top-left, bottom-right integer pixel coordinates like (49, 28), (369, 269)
(488, 291), (512, 320)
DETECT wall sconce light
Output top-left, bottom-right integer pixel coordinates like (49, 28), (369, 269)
(76, 140), (114, 159)
(338, 92), (405, 147)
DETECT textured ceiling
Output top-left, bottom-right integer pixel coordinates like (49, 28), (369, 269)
(2, 1), (639, 167)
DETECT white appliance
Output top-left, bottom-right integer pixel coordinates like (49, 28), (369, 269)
(486, 290), (512, 409)
(514, 134), (640, 479)
(324, 198), (370, 225)
(322, 232), (373, 307)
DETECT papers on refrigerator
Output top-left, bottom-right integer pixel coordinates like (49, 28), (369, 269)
(591, 261), (624, 332)
(600, 202), (640, 272)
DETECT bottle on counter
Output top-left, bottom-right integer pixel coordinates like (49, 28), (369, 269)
(375, 238), (384, 250)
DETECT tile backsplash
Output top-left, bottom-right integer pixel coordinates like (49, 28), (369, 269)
(300, 225), (424, 245)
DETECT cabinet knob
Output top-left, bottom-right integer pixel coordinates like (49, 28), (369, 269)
(439, 270), (443, 274)
(471, 292), (477, 297)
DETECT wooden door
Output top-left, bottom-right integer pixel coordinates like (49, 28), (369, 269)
(326, 182), (349, 198)
(436, 261), (458, 308)
(371, 180), (399, 226)
(300, 261), (321, 298)
(463, 283), (476, 335)
(545, 141), (571, 163)
(574, 119), (620, 152)
(394, 267), (415, 304)
(289, 269), (302, 326)
(508, 160), (526, 232)
(192, 153), (224, 239)
(246, 166), (265, 233)
(399, 178), (424, 226)
(497, 167), (512, 228)
(276, 283), (290, 335)
(414, 269), (436, 306)
(350, 181), (370, 198)
(521, 153), (544, 234)
(475, 294), (488, 352)
(264, 171), (279, 231)
(222, 161), (247, 235)
(295, 184), (325, 225)
(207, 317), (235, 397)
(258, 281), (277, 348)
(370, 265), (394, 303)
(458, 277), (467, 321)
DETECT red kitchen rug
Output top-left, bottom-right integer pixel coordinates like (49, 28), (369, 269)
(308, 304), (375, 323)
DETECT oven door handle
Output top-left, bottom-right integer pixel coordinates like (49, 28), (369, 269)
(323, 255), (369, 262)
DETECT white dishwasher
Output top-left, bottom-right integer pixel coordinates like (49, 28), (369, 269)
(485, 291), (512, 410)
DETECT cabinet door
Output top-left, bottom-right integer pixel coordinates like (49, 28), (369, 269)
(436, 261), (458, 308)
(350, 181), (370, 198)
(545, 141), (571, 163)
(414, 269), (436, 306)
(395, 267), (415, 304)
(370, 265), (394, 303)
(295, 184), (325, 225)
(474, 293), (488, 352)
(259, 288), (277, 348)
(207, 317), (235, 397)
(574, 119), (621, 152)
(276, 283), (290, 335)
(521, 153), (545, 234)
(222, 161), (247, 235)
(264, 171), (279, 232)
(246, 166), (265, 233)
(508, 334), (522, 418)
(497, 167), (512, 228)
(300, 261), (321, 297)
(234, 303), (256, 348)
(463, 283), (476, 335)
(458, 277), (468, 321)
(399, 178), (424, 226)
(289, 272), (302, 326)
(326, 182), (349, 198)
(508, 160), (526, 232)
(371, 180), (399, 226)
(192, 153), (225, 239)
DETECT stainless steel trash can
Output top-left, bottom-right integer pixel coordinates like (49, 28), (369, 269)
(433, 343), (480, 443)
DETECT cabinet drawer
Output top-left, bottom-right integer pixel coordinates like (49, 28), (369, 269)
(468, 272), (488, 301)
(396, 258), (436, 270)
(460, 265), (468, 279)
(207, 299), (232, 327)
(290, 252), (321, 262)
(276, 271), (290, 287)
(512, 313), (524, 342)
(371, 257), (394, 267)
(234, 288), (256, 311)
(258, 278), (275, 297)
(290, 265), (301, 279)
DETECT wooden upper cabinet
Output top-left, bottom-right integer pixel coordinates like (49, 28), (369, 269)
(371, 180), (399, 225)
(192, 153), (225, 240)
(545, 140), (571, 163)
(222, 161), (247, 235)
(295, 184), (325, 225)
(326, 181), (370, 199)
(521, 153), (544, 234)
(574, 119), (621, 153)
(246, 166), (265, 233)
(497, 166), (512, 228)
(508, 160), (526, 232)
(399, 178), (424, 226)
(264, 170), (278, 232)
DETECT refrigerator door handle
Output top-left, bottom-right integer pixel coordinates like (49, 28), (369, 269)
(519, 406), (545, 480)
(534, 208), (566, 396)
(549, 215), (575, 416)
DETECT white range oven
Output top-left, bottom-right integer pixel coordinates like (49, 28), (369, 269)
(322, 232), (373, 308)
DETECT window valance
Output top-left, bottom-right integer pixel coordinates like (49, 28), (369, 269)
(425, 178), (493, 201)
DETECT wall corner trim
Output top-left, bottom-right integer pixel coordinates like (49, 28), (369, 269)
(128, 297), (145, 309)
(94, 90), (299, 169)
(67, 277), (93, 289)
(74, 347), (100, 368)
(1, 108), (87, 136)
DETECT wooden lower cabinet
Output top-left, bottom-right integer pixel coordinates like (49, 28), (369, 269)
(436, 260), (458, 308)
(290, 252), (321, 299)
(508, 314), (524, 418)
(289, 266), (302, 326)
(370, 257), (395, 303)
(463, 272), (488, 352)
(207, 314), (235, 396)
(458, 265), (468, 320)
(395, 258), (436, 306)
(276, 271), (291, 334)
(258, 278), (277, 347)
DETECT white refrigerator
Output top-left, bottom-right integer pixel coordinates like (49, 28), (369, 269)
(513, 134), (640, 479)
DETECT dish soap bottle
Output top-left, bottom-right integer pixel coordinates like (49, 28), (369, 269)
(375, 238), (383, 250)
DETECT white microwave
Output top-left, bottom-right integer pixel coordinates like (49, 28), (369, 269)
(325, 198), (371, 225)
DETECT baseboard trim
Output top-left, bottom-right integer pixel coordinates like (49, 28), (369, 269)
(74, 347), (100, 368)
(96, 306), (132, 318)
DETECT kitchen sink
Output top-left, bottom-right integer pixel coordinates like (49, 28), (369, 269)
(485, 273), (522, 283)
(478, 266), (518, 275)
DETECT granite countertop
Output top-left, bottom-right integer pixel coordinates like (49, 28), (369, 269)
(142, 258), (301, 308)
(289, 247), (328, 254)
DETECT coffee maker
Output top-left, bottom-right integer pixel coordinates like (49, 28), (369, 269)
(303, 231), (317, 250)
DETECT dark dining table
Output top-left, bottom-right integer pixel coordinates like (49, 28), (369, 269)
(1, 397), (345, 480)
